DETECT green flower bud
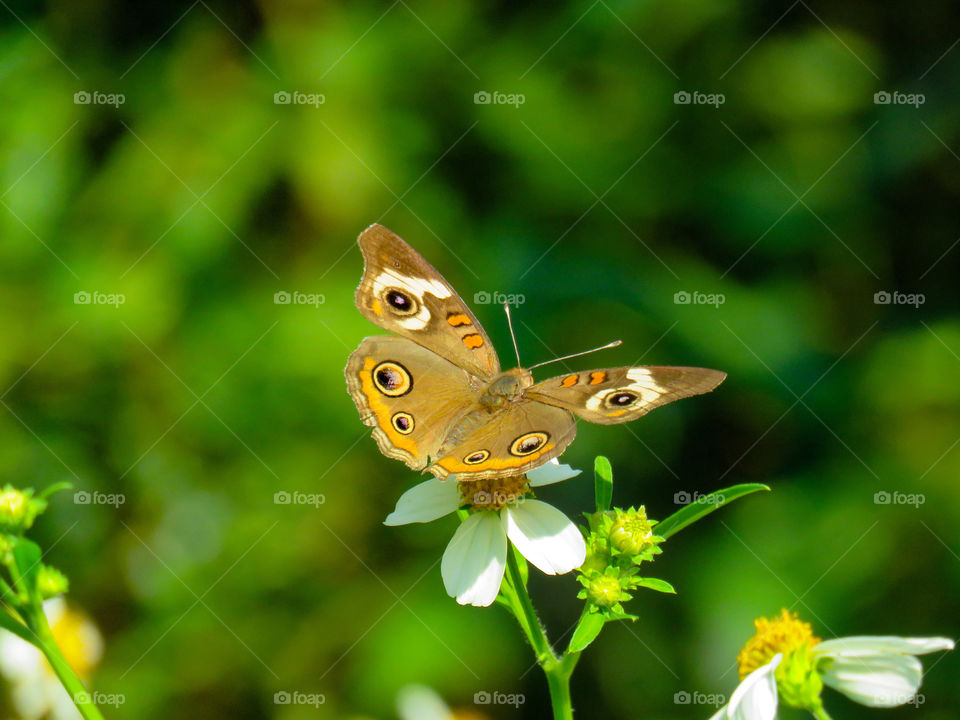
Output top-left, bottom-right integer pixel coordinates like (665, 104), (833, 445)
(0, 485), (46, 534)
(585, 572), (623, 608)
(37, 565), (70, 599)
(608, 506), (656, 556)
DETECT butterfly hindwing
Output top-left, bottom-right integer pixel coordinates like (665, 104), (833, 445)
(524, 366), (726, 425)
(427, 400), (577, 480)
(354, 224), (500, 380)
(345, 335), (484, 470)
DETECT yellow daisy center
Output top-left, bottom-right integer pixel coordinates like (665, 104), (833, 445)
(458, 475), (530, 511)
(737, 608), (820, 679)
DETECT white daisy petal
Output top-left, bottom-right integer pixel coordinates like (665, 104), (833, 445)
(726, 654), (781, 720)
(502, 500), (586, 575)
(820, 653), (922, 707)
(815, 635), (955, 658)
(441, 512), (507, 607)
(384, 478), (460, 526)
(396, 684), (454, 720)
(527, 458), (582, 487)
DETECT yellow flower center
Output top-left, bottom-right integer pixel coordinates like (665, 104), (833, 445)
(49, 606), (103, 679)
(737, 609), (820, 679)
(458, 475), (530, 511)
(0, 490), (26, 517)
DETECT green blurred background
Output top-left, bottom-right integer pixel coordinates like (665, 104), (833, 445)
(1, 0), (958, 718)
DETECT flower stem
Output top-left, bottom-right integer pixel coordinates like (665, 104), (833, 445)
(33, 609), (106, 720)
(503, 545), (576, 720)
(810, 704), (834, 720)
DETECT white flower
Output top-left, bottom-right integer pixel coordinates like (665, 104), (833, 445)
(813, 635), (955, 708)
(385, 459), (587, 607)
(0, 599), (103, 720)
(709, 654), (782, 720)
(396, 684), (454, 720)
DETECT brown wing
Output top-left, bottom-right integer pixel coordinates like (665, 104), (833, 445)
(354, 224), (500, 380)
(345, 336), (483, 470)
(427, 400), (577, 480)
(524, 366), (726, 425)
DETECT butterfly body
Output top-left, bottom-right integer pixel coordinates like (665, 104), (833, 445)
(346, 224), (726, 481)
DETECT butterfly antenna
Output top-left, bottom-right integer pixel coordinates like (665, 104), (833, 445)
(503, 302), (523, 368)
(528, 340), (623, 370)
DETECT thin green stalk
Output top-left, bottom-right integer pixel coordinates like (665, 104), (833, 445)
(503, 545), (576, 720)
(32, 609), (106, 720)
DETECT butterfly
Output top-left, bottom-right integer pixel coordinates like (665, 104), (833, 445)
(345, 224), (726, 481)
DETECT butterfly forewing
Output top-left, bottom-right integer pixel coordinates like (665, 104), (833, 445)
(354, 224), (500, 380)
(524, 366), (726, 425)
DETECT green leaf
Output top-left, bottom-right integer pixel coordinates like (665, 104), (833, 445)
(633, 577), (676, 594)
(37, 482), (72, 501)
(657, 484), (770, 539)
(567, 612), (605, 653)
(594, 456), (613, 512)
(11, 538), (43, 608)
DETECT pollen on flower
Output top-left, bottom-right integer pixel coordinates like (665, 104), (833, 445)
(458, 475), (530, 511)
(737, 608), (820, 679)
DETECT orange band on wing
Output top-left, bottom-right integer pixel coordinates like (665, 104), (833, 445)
(462, 333), (483, 349)
(359, 357), (418, 456)
(589, 371), (607, 385)
(447, 313), (472, 327)
(435, 443), (556, 474)
(560, 374), (578, 388)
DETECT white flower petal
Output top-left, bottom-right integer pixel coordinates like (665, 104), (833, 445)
(396, 684), (453, 720)
(384, 478), (460, 526)
(820, 653), (922, 707)
(502, 500), (586, 575)
(815, 635), (955, 657)
(441, 512), (507, 607)
(527, 458), (582, 487)
(726, 654), (781, 720)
